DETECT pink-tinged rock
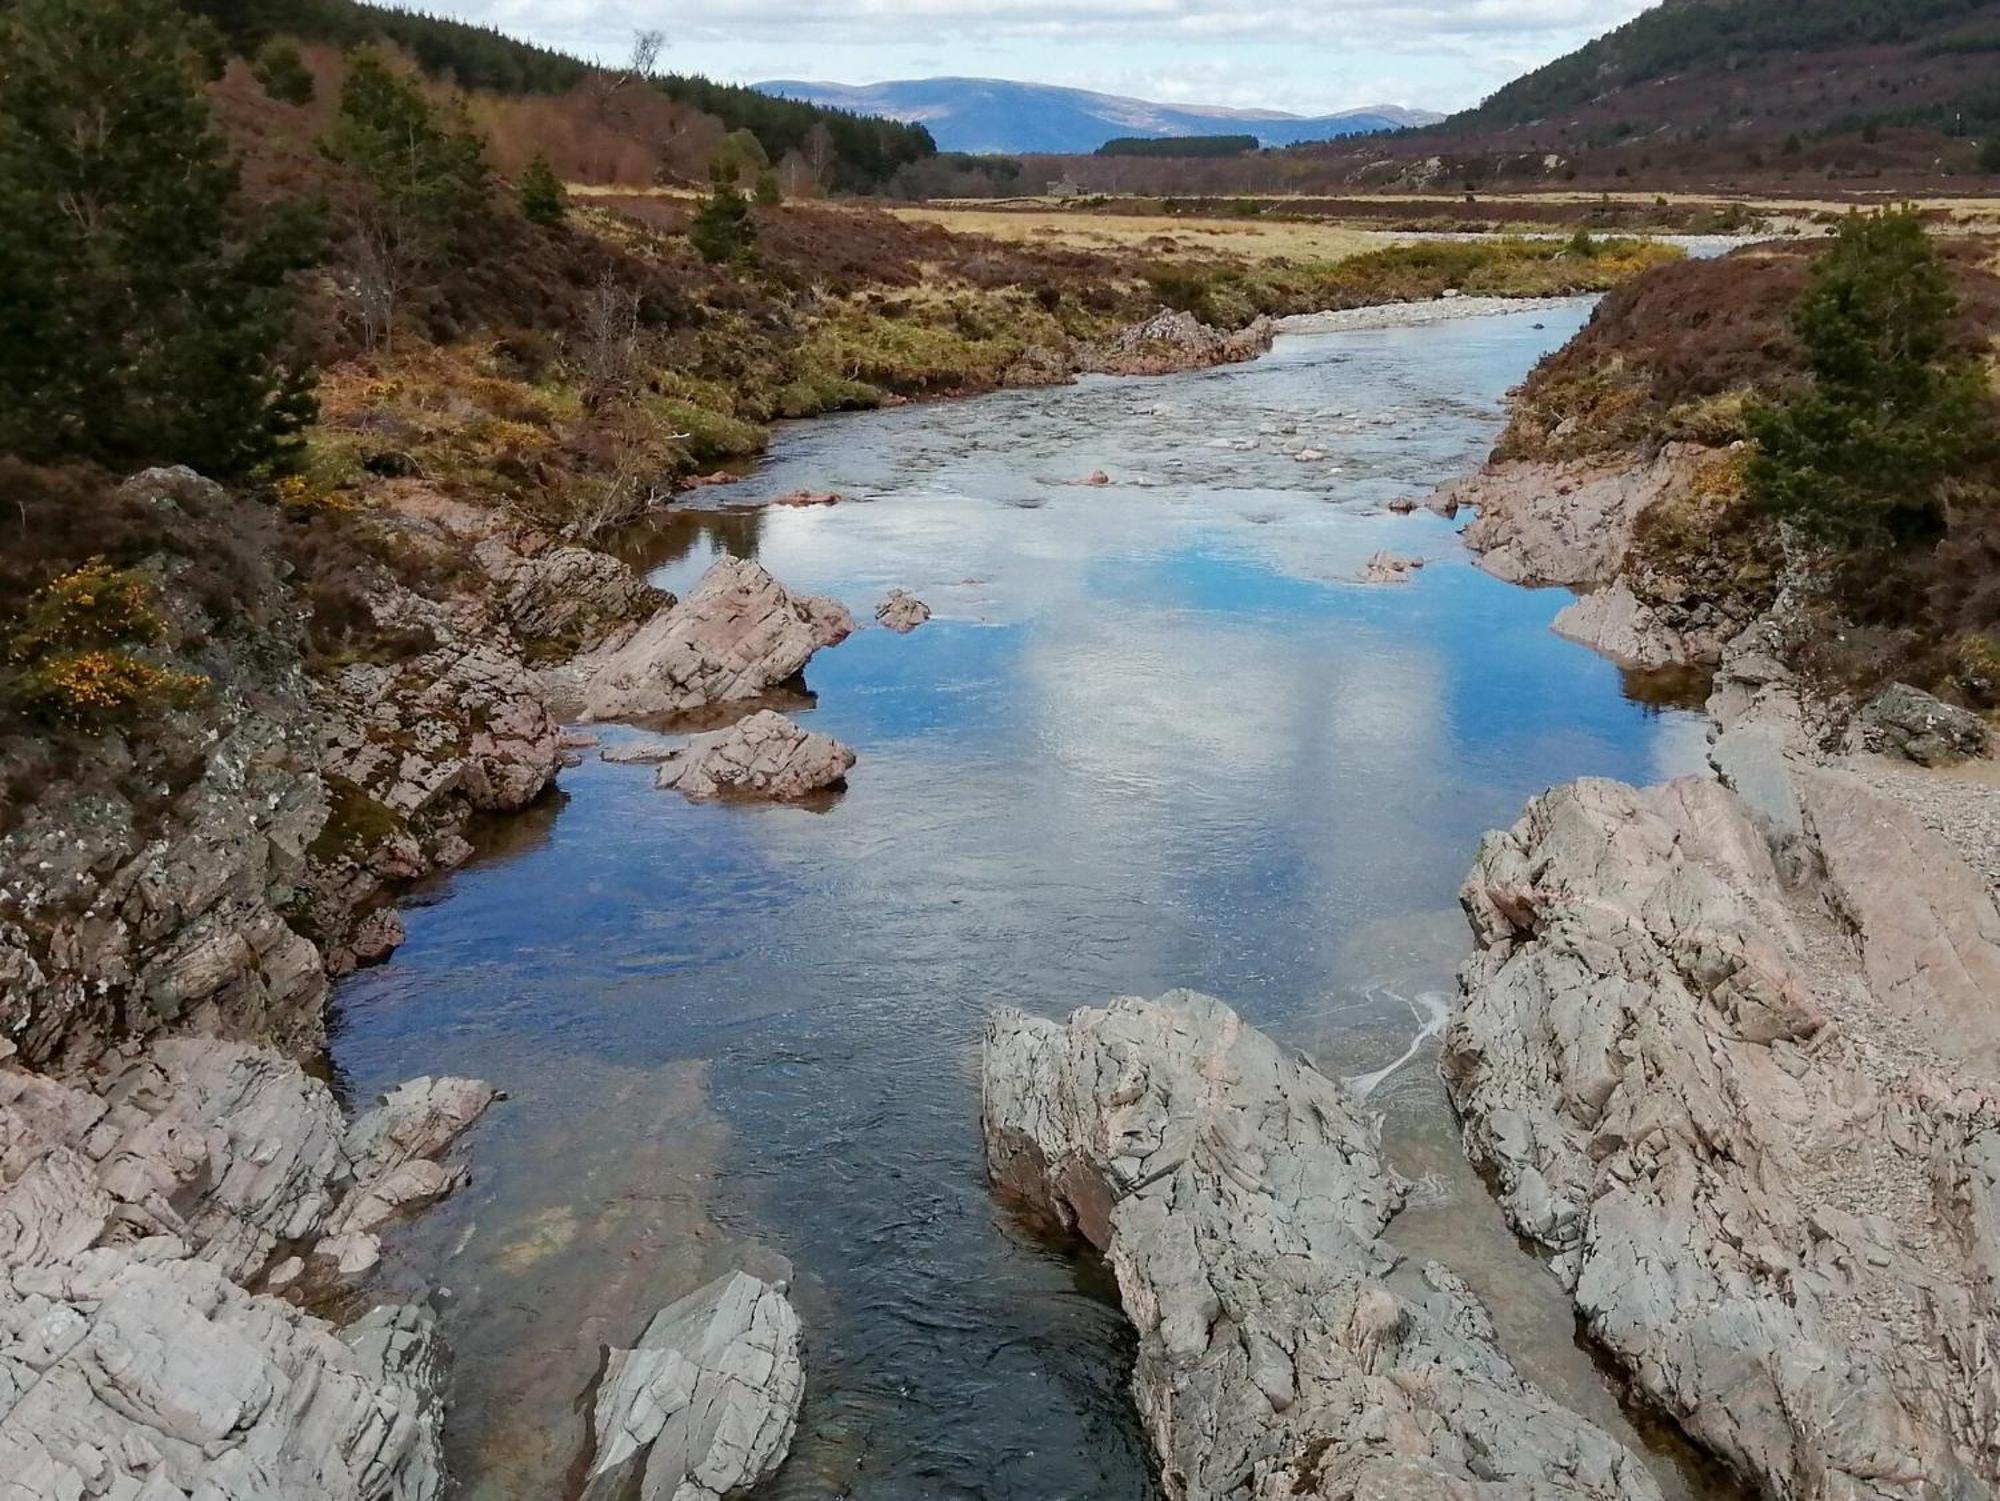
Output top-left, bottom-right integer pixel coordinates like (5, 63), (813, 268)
(654, 711), (856, 803)
(575, 557), (853, 723)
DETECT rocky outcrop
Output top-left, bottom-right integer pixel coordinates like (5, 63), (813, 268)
(567, 557), (853, 724)
(653, 710), (856, 803)
(1549, 579), (1691, 670)
(1088, 310), (1277, 379)
(475, 538), (668, 662)
(582, 1271), (803, 1501)
(983, 991), (1664, 1501)
(0, 470), (334, 1069)
(1853, 681), (1993, 767)
(305, 597), (564, 974)
(1445, 769), (2000, 1498)
(875, 589), (931, 634)
(1449, 448), (1705, 590)
(0, 1037), (494, 1498)
(1357, 550), (1424, 585)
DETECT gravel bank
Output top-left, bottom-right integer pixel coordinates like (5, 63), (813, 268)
(1276, 295), (1592, 335)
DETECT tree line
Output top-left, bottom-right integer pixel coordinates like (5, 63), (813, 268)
(169, 0), (936, 189)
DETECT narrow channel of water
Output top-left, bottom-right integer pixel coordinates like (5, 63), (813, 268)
(332, 303), (1718, 1500)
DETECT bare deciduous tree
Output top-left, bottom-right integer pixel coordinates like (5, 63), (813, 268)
(802, 122), (836, 187)
(572, 273), (644, 397)
(345, 222), (411, 353)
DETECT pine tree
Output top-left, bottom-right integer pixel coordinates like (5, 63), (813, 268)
(0, 0), (316, 478)
(1747, 208), (1989, 551)
(253, 39), (315, 105)
(325, 48), (490, 261)
(518, 153), (568, 228)
(689, 180), (757, 265)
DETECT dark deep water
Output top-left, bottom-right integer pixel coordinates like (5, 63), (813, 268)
(332, 303), (1717, 1500)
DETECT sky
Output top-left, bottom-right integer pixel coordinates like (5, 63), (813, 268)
(424, 1), (1661, 117)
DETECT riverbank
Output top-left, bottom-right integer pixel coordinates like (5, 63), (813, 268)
(1427, 227), (2000, 1497)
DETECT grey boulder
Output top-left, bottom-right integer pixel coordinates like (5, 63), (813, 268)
(583, 1270), (804, 1501)
(1446, 771), (2000, 1498)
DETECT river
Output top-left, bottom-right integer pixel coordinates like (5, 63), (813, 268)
(331, 301), (1723, 1500)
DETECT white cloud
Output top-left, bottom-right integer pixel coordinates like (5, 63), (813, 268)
(427, 0), (1659, 112)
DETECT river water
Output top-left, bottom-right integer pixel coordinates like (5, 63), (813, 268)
(332, 302), (1721, 1500)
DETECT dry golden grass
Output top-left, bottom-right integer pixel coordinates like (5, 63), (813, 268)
(886, 205), (1386, 263)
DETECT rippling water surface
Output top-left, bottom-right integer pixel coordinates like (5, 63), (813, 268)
(333, 304), (1718, 1500)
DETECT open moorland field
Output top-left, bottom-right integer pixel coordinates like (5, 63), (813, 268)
(900, 189), (2000, 239)
(884, 204), (1389, 260)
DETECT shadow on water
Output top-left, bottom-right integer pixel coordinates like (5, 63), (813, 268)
(330, 304), (1741, 1501)
(605, 504), (767, 582)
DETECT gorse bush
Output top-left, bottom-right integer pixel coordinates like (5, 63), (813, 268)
(0, 0), (317, 478)
(1746, 208), (1992, 551)
(4, 560), (208, 731)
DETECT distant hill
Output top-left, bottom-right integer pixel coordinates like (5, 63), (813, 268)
(1450, 0), (2000, 143)
(754, 77), (1440, 155)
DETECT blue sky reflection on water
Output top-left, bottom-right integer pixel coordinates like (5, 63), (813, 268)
(331, 304), (1712, 1501)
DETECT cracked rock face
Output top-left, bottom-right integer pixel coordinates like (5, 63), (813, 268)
(571, 557), (853, 724)
(653, 710), (856, 803)
(1445, 771), (2000, 1498)
(982, 990), (1665, 1501)
(1451, 450), (1705, 590)
(0, 1039), (493, 1499)
(583, 1270), (804, 1501)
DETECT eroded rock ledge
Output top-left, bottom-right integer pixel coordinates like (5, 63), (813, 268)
(982, 991), (1665, 1501)
(1445, 766), (2000, 1497)
(0, 1038), (494, 1498)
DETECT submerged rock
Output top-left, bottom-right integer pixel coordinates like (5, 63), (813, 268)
(875, 589), (932, 634)
(982, 991), (1664, 1501)
(1357, 550), (1425, 584)
(572, 557), (852, 724)
(583, 1271), (803, 1501)
(1446, 770), (2000, 1497)
(654, 710), (855, 803)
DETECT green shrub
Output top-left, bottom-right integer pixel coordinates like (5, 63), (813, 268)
(517, 152), (567, 228)
(5, 560), (207, 730)
(325, 47), (490, 258)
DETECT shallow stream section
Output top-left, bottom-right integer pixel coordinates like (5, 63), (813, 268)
(334, 303), (1720, 1500)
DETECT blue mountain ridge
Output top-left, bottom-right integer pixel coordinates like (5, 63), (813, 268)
(753, 76), (1441, 155)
